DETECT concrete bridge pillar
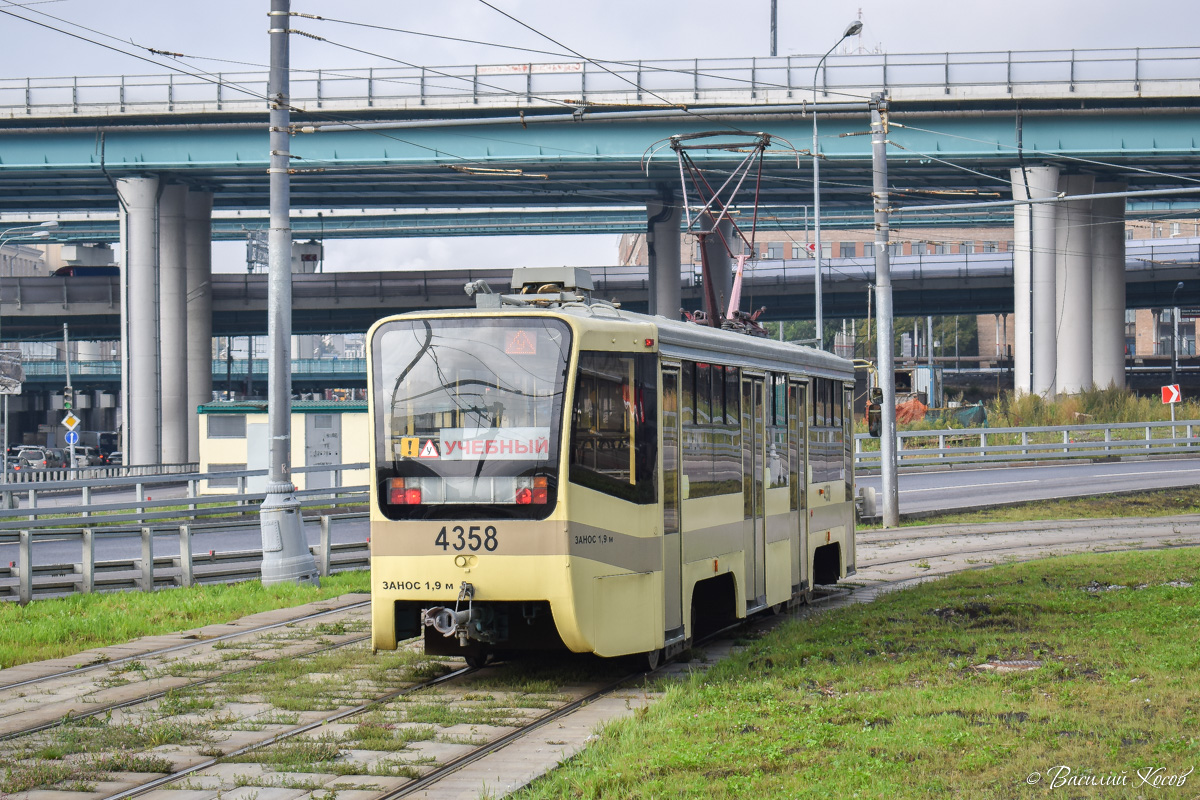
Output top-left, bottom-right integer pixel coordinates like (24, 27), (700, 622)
(158, 184), (189, 464)
(185, 189), (214, 462)
(1091, 183), (1127, 389)
(116, 175), (161, 466)
(1010, 165), (1060, 395)
(646, 191), (682, 319)
(1054, 174), (1096, 393)
(702, 217), (735, 321)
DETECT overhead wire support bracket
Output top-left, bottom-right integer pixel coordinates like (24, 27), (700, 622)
(646, 130), (797, 336)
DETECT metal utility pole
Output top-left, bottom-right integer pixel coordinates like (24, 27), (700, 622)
(1172, 282), (1184, 387)
(871, 93), (899, 528)
(769, 0), (777, 56)
(260, 0), (319, 586)
(63, 324), (75, 467)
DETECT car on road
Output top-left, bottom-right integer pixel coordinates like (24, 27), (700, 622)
(13, 446), (68, 469)
(14, 447), (47, 470)
(43, 448), (68, 468)
(72, 446), (104, 467)
(107, 451), (123, 466)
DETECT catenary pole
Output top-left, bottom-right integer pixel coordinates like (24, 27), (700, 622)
(871, 93), (899, 528)
(260, 0), (319, 585)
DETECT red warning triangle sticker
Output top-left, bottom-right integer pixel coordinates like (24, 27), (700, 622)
(418, 439), (441, 458)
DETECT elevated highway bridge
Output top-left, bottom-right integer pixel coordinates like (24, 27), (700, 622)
(2, 239), (1197, 340)
(3, 46), (1200, 464)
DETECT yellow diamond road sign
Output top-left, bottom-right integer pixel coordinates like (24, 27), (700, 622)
(62, 412), (81, 430)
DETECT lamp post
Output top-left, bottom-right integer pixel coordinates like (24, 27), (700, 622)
(0, 221), (58, 480)
(1172, 281), (1184, 387)
(812, 21), (862, 350)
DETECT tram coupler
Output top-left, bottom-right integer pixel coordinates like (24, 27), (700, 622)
(421, 582), (497, 646)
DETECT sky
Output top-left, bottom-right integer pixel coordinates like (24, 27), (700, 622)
(1, 0), (1197, 273)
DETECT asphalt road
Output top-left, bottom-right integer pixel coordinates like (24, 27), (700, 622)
(855, 456), (1200, 516)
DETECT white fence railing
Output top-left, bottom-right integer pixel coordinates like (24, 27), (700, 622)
(2, 46), (1197, 117)
(854, 420), (1200, 469)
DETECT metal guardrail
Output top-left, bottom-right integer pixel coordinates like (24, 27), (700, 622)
(1, 46), (1198, 117)
(20, 358), (370, 380)
(0, 462), (368, 527)
(3, 462), (199, 484)
(2, 513), (369, 604)
(854, 420), (1200, 468)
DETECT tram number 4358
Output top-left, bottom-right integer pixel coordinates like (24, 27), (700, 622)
(435, 525), (499, 552)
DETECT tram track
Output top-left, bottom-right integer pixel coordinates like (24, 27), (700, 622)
(0, 633), (372, 743)
(0, 598), (371, 694)
(3, 521), (1198, 799)
(859, 526), (1200, 572)
(102, 663), (477, 800)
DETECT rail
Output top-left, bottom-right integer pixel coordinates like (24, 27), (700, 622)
(854, 420), (1200, 469)
(1, 46), (1198, 117)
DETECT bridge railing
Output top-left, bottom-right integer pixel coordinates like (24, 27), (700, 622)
(854, 420), (1200, 469)
(2, 47), (1198, 117)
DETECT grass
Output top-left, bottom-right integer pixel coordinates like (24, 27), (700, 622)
(217, 645), (428, 712)
(0, 571), (370, 668)
(1, 717), (211, 793)
(862, 485), (1200, 529)
(518, 548), (1200, 800)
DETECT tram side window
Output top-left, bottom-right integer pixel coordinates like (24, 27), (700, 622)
(809, 378), (845, 484)
(767, 374), (789, 489)
(569, 352), (658, 504)
(680, 361), (741, 498)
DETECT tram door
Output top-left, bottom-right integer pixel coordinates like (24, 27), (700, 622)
(741, 373), (767, 611)
(790, 380), (809, 593)
(661, 366), (684, 640)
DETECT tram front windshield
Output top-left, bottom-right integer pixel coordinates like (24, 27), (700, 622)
(371, 317), (571, 519)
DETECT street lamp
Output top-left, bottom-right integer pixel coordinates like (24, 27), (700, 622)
(1172, 281), (1184, 387)
(812, 21), (862, 350)
(0, 221), (58, 478)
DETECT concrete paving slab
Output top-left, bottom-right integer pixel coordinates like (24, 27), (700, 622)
(326, 775), (413, 792)
(203, 762), (271, 783)
(136, 790), (216, 800)
(216, 787), (307, 800)
(406, 695), (651, 799)
(250, 771), (341, 790)
(405, 740), (477, 762)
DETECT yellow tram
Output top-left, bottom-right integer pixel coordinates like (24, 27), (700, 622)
(368, 268), (856, 666)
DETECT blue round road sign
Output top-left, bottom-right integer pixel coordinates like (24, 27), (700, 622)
(64, 430), (80, 445)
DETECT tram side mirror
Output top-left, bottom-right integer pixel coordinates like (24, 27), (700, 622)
(869, 387), (883, 404)
(866, 403), (882, 438)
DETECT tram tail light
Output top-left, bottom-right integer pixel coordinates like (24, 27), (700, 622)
(516, 476), (549, 505)
(387, 478), (422, 505)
